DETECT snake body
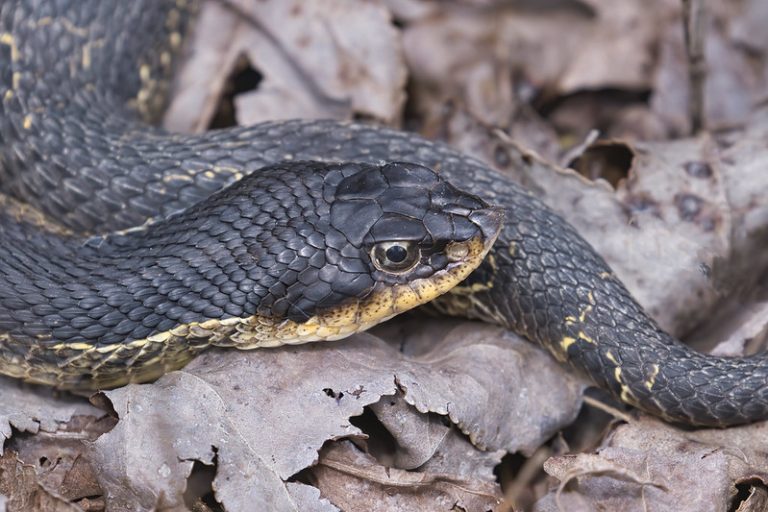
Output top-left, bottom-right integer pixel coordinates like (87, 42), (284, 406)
(1, 0), (767, 426)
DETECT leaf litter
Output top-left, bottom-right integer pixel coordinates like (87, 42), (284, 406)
(4, 0), (768, 510)
(84, 320), (582, 511)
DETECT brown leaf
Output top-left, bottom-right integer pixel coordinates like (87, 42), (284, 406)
(417, 423), (504, 484)
(366, 391), (506, 483)
(702, 299), (768, 358)
(374, 319), (586, 455)
(731, 0), (768, 52)
(88, 367), (352, 511)
(535, 416), (768, 511)
(165, 0), (406, 132)
(0, 452), (82, 512)
(559, 0), (677, 93)
(284, 483), (339, 512)
(651, 4), (768, 134)
(486, 134), (728, 336)
(87, 322), (584, 510)
(0, 379), (104, 454)
(311, 440), (502, 512)
(369, 393), (451, 470)
(735, 485), (768, 512)
(7, 415), (109, 504)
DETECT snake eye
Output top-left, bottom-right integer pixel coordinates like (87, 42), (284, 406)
(371, 241), (420, 273)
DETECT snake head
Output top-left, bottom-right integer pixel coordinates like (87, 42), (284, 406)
(229, 161), (503, 347)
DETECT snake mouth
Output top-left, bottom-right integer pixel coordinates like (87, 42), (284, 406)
(221, 206), (504, 348)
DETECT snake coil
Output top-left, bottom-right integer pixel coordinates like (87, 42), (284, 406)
(1, 0), (767, 426)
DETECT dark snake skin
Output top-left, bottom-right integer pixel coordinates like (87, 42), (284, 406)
(1, 0), (766, 425)
(0, 159), (499, 388)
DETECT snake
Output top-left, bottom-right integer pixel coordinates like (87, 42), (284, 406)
(0, 0), (766, 427)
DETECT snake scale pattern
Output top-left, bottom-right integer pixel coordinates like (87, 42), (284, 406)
(1, 0), (766, 426)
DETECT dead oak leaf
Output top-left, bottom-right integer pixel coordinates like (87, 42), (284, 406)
(488, 134), (728, 337)
(88, 340), (397, 512)
(373, 319), (586, 455)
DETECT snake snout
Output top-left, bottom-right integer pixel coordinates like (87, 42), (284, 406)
(468, 206), (505, 244)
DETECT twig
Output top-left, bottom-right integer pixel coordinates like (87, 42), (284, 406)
(682, 0), (707, 134)
(583, 395), (634, 424)
(499, 445), (552, 512)
(559, 129), (600, 169)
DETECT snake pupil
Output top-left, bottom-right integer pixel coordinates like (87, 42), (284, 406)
(371, 241), (420, 273)
(386, 245), (408, 263)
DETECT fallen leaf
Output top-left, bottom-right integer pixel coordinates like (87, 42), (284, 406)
(374, 319), (587, 455)
(486, 134), (726, 336)
(0, 453), (82, 512)
(559, 0), (677, 93)
(535, 416), (768, 511)
(0, 380), (103, 454)
(731, 0), (768, 52)
(368, 393), (451, 470)
(8, 1), (768, 510)
(165, 0), (406, 132)
(310, 440), (502, 512)
(651, 1), (768, 134)
(87, 320), (584, 510)
(736, 485), (768, 512)
(6, 414), (108, 505)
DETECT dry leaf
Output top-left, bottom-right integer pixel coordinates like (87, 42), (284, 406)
(86, 322), (584, 510)
(368, 393), (451, 470)
(483, 135), (724, 336)
(536, 417), (768, 511)
(651, 3), (768, 134)
(165, 0), (406, 132)
(373, 319), (586, 455)
(6, 415), (107, 505)
(0, 380), (103, 454)
(311, 440), (501, 512)
(0, 453), (82, 512)
(6, 1), (768, 510)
